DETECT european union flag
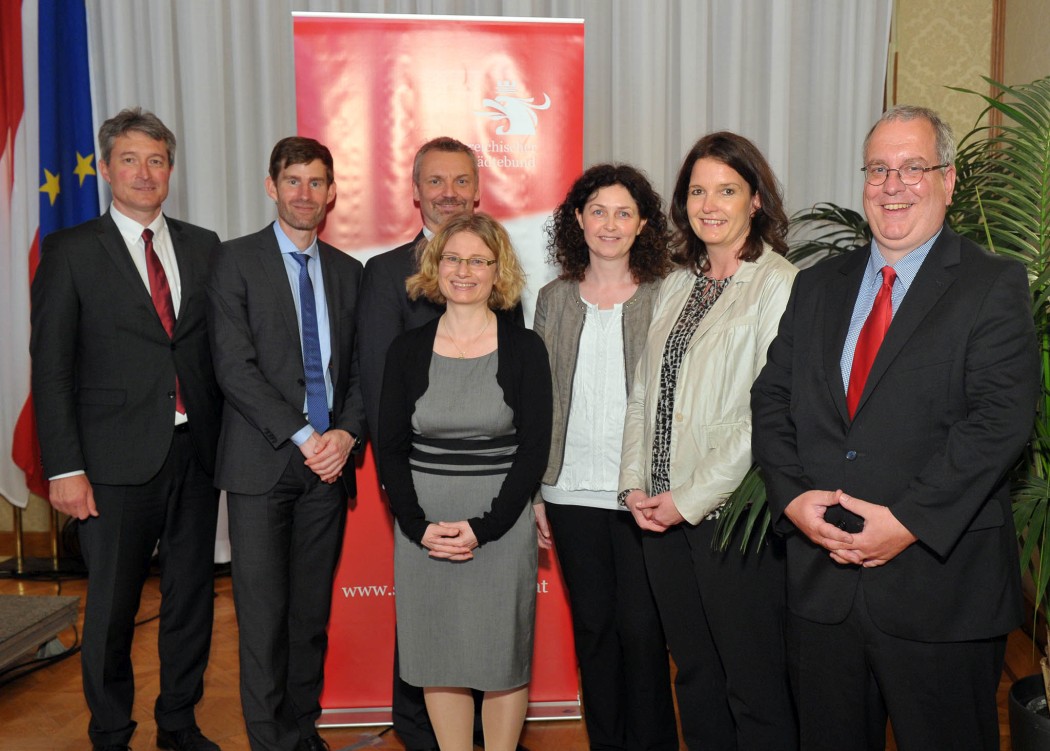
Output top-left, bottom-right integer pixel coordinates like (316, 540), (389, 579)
(12, 0), (98, 499)
(37, 0), (98, 239)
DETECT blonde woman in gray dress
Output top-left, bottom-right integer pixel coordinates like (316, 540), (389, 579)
(378, 212), (552, 751)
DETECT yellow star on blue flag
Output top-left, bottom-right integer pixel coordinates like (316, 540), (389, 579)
(38, 0), (98, 237)
(39, 169), (60, 206)
(73, 151), (96, 186)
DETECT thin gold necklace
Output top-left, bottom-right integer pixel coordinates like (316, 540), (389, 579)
(443, 313), (492, 358)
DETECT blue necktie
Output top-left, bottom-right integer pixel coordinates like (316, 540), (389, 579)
(290, 252), (329, 433)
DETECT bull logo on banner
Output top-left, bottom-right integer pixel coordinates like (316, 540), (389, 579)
(476, 80), (551, 135)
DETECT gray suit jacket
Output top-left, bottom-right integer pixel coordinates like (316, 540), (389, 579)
(207, 223), (365, 497)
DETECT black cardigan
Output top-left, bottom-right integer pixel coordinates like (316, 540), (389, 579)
(378, 315), (552, 546)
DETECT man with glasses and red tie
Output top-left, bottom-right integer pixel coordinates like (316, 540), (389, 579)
(31, 108), (223, 751)
(752, 105), (1040, 750)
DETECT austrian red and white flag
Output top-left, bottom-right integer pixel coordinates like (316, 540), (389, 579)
(2, 0), (99, 507)
(1, 0), (39, 508)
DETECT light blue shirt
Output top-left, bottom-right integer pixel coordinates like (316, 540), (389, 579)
(272, 222), (333, 445)
(839, 230), (941, 392)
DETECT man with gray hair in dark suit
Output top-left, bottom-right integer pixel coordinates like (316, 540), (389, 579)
(752, 105), (1040, 750)
(31, 107), (223, 751)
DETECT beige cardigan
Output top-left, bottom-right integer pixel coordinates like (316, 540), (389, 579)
(619, 247), (798, 524)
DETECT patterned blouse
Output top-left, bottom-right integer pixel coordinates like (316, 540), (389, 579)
(650, 272), (732, 516)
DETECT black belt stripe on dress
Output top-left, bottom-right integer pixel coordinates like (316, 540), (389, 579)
(409, 448), (515, 467)
(412, 434), (517, 451)
(409, 464), (513, 478)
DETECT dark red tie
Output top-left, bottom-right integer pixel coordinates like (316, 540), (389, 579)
(143, 228), (185, 415)
(847, 266), (896, 418)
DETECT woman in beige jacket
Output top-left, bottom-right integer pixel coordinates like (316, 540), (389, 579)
(619, 132), (799, 750)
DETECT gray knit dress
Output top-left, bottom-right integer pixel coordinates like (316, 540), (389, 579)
(393, 351), (537, 690)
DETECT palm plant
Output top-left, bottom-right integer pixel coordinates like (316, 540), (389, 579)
(950, 78), (1050, 655)
(717, 75), (1050, 617)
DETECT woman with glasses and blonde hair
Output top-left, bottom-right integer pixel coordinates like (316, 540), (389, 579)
(379, 212), (552, 751)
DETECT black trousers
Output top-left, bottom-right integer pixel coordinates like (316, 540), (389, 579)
(642, 521), (797, 751)
(787, 580), (1006, 751)
(391, 642), (437, 750)
(79, 427), (219, 748)
(546, 503), (678, 751)
(228, 451), (348, 751)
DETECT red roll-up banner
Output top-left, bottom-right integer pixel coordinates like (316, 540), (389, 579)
(292, 13), (584, 724)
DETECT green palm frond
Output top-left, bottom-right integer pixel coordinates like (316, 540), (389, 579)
(714, 464), (770, 553)
(946, 77), (1050, 620)
(948, 77), (1050, 282)
(787, 203), (871, 264)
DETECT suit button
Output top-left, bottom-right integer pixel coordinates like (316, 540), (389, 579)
(170, 342), (176, 350)
(168, 391), (176, 399)
(297, 378), (306, 386)
(845, 450), (857, 460)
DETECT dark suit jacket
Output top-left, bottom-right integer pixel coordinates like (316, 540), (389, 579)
(207, 224), (365, 498)
(751, 225), (1040, 642)
(358, 232), (442, 437)
(31, 211), (222, 483)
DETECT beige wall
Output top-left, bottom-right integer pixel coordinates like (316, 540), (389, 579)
(893, 0), (994, 144)
(1004, 0), (1050, 86)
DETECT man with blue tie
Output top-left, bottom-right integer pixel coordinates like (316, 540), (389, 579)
(207, 137), (365, 751)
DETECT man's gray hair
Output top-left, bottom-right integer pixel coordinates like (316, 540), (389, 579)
(863, 105), (956, 167)
(98, 107), (177, 167)
(411, 136), (478, 186)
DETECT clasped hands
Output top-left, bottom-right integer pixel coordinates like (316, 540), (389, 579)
(785, 489), (917, 567)
(422, 521), (478, 561)
(624, 490), (685, 533)
(299, 429), (353, 483)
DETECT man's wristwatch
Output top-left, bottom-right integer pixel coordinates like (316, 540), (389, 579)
(617, 488), (639, 508)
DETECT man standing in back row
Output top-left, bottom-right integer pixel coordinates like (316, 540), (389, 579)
(359, 136), (482, 438)
(208, 136), (365, 751)
(751, 105), (1040, 750)
(359, 136), (525, 751)
(359, 136), (480, 751)
(31, 107), (223, 751)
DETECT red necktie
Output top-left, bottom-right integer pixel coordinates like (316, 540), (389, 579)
(846, 266), (896, 418)
(143, 228), (185, 415)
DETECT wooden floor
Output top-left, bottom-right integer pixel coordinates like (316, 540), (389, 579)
(0, 535), (1042, 750)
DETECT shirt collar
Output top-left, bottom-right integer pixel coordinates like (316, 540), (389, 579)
(110, 203), (166, 244)
(868, 228), (941, 292)
(272, 220), (318, 259)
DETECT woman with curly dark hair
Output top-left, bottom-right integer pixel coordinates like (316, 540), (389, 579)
(533, 164), (678, 750)
(620, 132), (798, 749)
